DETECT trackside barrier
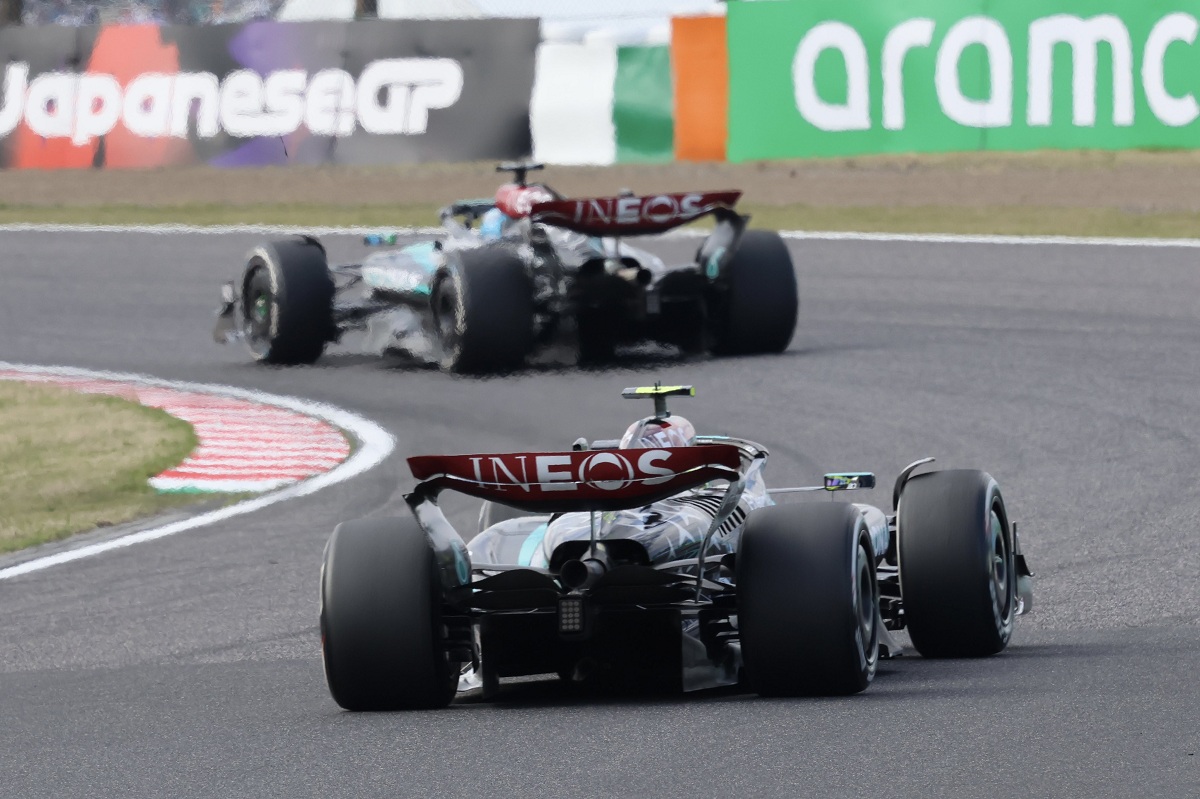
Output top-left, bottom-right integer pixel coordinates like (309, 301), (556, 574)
(529, 17), (724, 165)
(531, 40), (674, 165)
(7, 2), (1200, 168)
(0, 18), (539, 168)
(726, 0), (1200, 160)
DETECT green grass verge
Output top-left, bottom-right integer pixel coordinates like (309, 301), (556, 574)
(0, 382), (200, 554)
(2, 202), (1197, 239)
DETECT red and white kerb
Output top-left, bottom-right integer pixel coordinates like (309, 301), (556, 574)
(0, 370), (350, 493)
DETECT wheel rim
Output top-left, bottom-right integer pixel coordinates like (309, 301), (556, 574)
(435, 291), (455, 339)
(988, 508), (1013, 623)
(433, 279), (462, 356)
(243, 269), (274, 358)
(855, 542), (878, 669)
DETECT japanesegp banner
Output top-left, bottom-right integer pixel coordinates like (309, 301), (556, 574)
(727, 0), (1200, 160)
(0, 18), (539, 168)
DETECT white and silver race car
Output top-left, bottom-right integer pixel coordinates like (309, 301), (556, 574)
(216, 164), (799, 372)
(319, 385), (1034, 709)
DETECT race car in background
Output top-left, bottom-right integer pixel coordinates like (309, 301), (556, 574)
(319, 385), (1034, 710)
(214, 164), (799, 372)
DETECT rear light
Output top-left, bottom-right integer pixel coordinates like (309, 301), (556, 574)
(558, 596), (585, 634)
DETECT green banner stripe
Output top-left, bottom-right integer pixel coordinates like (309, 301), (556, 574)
(613, 45), (675, 163)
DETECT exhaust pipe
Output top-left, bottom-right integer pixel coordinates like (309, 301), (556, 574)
(560, 557), (608, 590)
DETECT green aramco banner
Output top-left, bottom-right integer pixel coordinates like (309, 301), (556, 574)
(727, 0), (1200, 160)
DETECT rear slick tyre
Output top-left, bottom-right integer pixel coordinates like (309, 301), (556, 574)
(241, 238), (334, 365)
(320, 516), (457, 711)
(897, 469), (1016, 658)
(431, 248), (535, 374)
(737, 502), (880, 696)
(709, 230), (798, 356)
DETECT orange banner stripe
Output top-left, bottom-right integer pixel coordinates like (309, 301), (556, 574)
(671, 15), (729, 162)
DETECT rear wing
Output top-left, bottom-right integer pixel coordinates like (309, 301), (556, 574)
(407, 444), (742, 513)
(529, 190), (742, 237)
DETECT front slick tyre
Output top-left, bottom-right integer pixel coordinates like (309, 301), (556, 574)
(898, 469), (1016, 658)
(432, 247), (535, 374)
(320, 516), (457, 711)
(241, 238), (334, 365)
(737, 503), (879, 696)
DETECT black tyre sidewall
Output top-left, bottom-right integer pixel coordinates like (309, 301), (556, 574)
(241, 238), (333, 365)
(737, 502), (879, 696)
(709, 229), (799, 356)
(576, 308), (617, 365)
(897, 469), (1016, 657)
(432, 247), (534, 374)
(320, 516), (456, 711)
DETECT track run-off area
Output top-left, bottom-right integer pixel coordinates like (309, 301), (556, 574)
(0, 228), (1196, 798)
(0, 365), (361, 494)
(0, 363), (393, 581)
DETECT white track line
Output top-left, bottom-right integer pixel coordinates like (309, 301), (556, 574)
(777, 230), (1200, 249)
(0, 222), (1197, 249)
(0, 363), (395, 582)
(0, 223), (444, 236)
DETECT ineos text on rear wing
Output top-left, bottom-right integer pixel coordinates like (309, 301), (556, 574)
(406, 444), (742, 513)
(529, 191), (742, 237)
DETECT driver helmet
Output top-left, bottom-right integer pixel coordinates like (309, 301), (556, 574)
(479, 207), (511, 240)
(619, 416), (696, 449)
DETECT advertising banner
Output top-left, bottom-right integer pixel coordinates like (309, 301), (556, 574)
(613, 44), (673, 163)
(727, 0), (1200, 160)
(530, 41), (674, 166)
(0, 18), (539, 168)
(671, 14), (728, 162)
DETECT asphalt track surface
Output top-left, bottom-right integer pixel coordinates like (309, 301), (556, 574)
(1, 230), (1197, 798)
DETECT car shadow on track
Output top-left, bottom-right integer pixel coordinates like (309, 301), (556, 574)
(456, 677), (746, 710)
(218, 341), (879, 381)
(224, 340), (873, 373)
(448, 641), (1063, 711)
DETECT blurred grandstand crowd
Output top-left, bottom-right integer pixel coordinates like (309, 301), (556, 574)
(22, 0), (284, 24)
(11, 1), (724, 39)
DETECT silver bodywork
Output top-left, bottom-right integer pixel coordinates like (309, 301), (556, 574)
(354, 224), (670, 359)
(468, 448), (771, 571)
(214, 208), (697, 366)
(453, 439), (978, 693)
(455, 454), (1033, 695)
(395, 385), (1035, 698)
